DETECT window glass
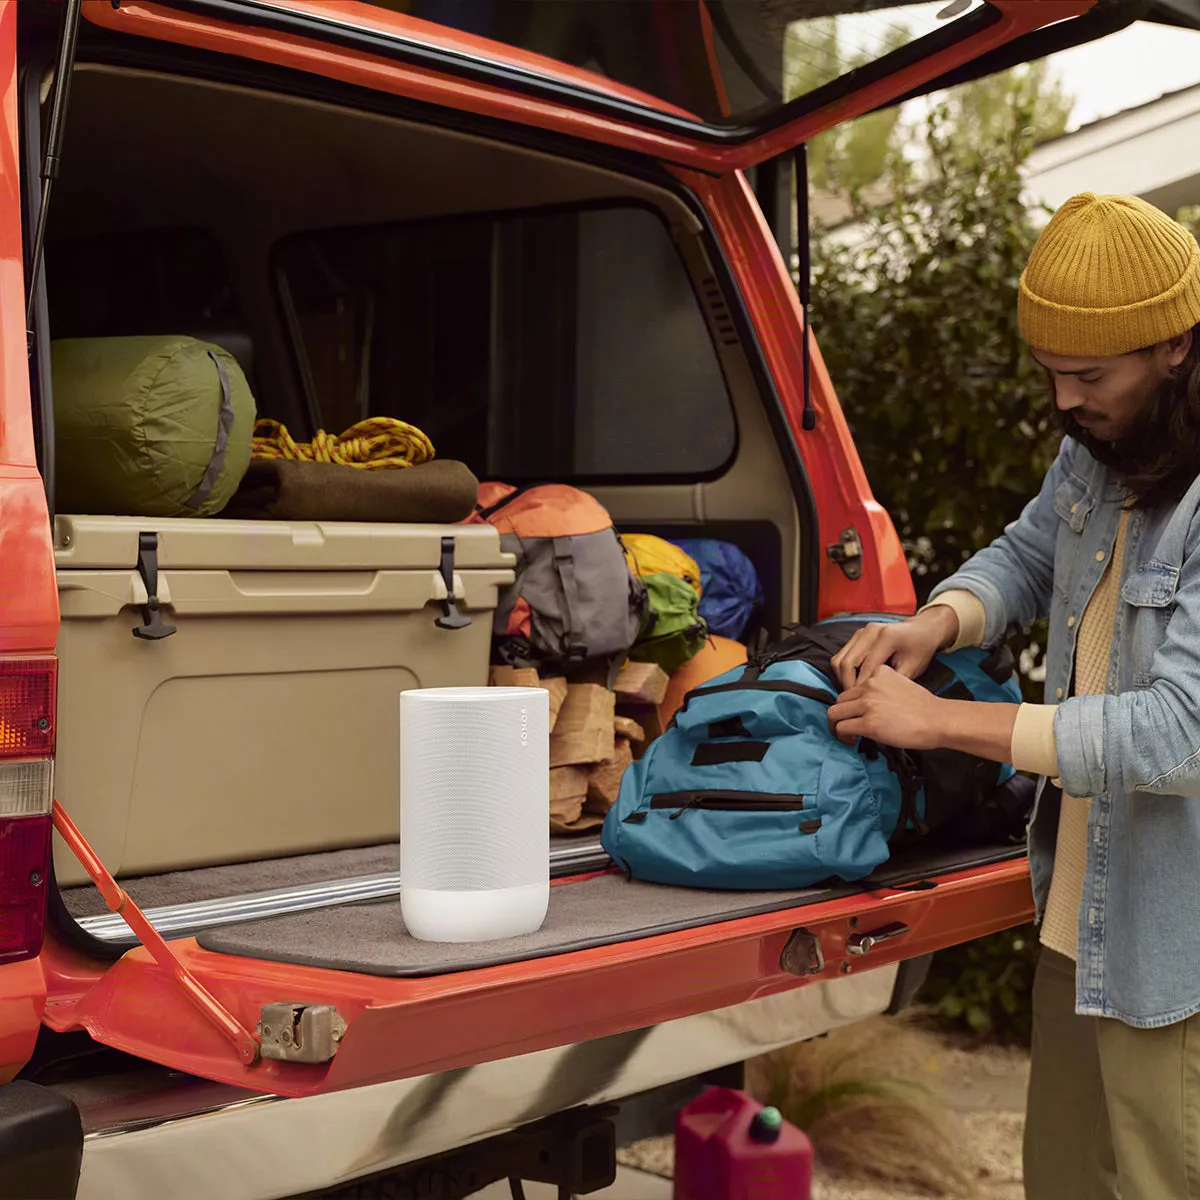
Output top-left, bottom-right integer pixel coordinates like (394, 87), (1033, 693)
(360, 1), (993, 127)
(276, 205), (736, 479)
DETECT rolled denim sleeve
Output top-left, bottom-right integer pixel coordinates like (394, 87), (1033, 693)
(928, 438), (1078, 646)
(1055, 519), (1200, 800)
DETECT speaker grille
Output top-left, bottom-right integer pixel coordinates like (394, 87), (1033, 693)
(400, 688), (549, 891)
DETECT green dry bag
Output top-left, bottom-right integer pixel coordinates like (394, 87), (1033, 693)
(629, 571), (708, 676)
(53, 335), (257, 517)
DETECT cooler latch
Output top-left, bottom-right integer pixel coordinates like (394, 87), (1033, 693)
(132, 532), (177, 641)
(435, 536), (471, 630)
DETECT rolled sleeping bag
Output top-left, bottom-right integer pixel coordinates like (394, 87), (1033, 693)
(53, 334), (257, 517)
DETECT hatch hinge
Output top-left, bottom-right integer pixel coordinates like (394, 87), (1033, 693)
(51, 800), (261, 1065)
(434, 535), (471, 629)
(258, 1003), (347, 1063)
(826, 527), (863, 580)
(132, 532), (177, 640)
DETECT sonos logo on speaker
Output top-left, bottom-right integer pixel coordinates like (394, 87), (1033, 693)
(520, 707), (529, 746)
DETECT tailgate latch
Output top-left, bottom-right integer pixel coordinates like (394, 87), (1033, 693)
(826, 526), (863, 581)
(258, 1003), (347, 1063)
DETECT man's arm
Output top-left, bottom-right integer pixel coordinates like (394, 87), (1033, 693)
(832, 517), (1200, 798)
(926, 437), (1080, 646)
(832, 440), (1079, 692)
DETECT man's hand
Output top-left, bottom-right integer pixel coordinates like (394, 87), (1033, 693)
(828, 666), (946, 750)
(830, 607), (959, 691)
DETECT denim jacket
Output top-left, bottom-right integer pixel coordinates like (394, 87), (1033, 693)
(930, 436), (1200, 1028)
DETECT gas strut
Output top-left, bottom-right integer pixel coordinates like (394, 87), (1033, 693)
(794, 143), (815, 431)
(25, 0), (83, 350)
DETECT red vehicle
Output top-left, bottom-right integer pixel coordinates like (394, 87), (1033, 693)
(0, 1), (1191, 1196)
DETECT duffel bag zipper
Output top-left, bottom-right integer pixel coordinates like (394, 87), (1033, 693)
(648, 790), (813, 819)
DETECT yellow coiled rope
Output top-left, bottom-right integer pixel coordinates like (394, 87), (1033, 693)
(251, 416), (435, 470)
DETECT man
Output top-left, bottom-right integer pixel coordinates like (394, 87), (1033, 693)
(827, 192), (1200, 1199)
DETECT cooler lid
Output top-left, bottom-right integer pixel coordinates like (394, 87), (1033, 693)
(53, 515), (513, 572)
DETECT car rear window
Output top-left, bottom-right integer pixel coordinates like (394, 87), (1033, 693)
(275, 204), (737, 481)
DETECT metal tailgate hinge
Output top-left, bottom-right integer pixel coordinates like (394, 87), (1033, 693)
(258, 1003), (347, 1063)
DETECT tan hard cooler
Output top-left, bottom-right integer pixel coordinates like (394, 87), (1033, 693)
(52, 515), (514, 886)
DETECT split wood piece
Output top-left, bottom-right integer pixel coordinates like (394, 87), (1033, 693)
(551, 809), (605, 836)
(585, 737), (634, 816)
(489, 666), (540, 688)
(542, 677), (568, 731)
(489, 667), (569, 732)
(614, 715), (645, 744)
(614, 661), (669, 707)
(550, 684), (616, 768)
(549, 765), (587, 834)
(550, 765), (598, 836)
(621, 703), (664, 762)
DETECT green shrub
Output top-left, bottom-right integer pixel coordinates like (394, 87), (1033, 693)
(919, 925), (1041, 1045)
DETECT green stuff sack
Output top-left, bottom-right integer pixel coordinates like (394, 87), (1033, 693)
(629, 571), (708, 676)
(53, 335), (257, 517)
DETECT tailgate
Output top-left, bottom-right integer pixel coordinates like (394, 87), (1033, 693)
(41, 847), (1032, 1097)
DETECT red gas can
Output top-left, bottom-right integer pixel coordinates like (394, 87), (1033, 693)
(673, 1087), (813, 1200)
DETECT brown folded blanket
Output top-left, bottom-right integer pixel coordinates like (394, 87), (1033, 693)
(221, 458), (479, 523)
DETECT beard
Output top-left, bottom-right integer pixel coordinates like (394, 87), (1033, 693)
(1059, 396), (1155, 479)
(1057, 343), (1200, 509)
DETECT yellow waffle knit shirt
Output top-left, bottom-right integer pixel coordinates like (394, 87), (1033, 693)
(1039, 509), (1130, 959)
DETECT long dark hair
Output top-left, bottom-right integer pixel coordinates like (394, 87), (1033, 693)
(1059, 323), (1200, 509)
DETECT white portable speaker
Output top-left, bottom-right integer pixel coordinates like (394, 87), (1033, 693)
(400, 686), (550, 943)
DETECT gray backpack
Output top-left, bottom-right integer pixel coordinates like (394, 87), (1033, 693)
(472, 483), (649, 672)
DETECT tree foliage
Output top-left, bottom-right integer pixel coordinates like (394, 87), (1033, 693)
(811, 90), (1062, 614)
(919, 924), (1040, 1044)
(785, 16), (908, 196)
(785, 8), (1074, 209)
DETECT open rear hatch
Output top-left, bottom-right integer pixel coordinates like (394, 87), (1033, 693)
(82, 0), (1200, 172)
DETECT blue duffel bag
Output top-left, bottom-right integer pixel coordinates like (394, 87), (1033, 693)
(600, 616), (1026, 890)
(669, 538), (764, 641)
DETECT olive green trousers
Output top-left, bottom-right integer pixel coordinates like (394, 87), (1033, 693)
(1024, 948), (1200, 1199)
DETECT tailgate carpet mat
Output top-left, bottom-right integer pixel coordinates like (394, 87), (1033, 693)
(197, 843), (1021, 978)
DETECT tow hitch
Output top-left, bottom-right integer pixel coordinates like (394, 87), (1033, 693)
(313, 1106), (618, 1200)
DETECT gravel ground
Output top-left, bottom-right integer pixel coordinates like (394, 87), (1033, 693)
(618, 1029), (1030, 1200)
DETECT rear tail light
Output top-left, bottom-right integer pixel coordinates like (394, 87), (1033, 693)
(0, 657), (56, 758)
(0, 658), (56, 965)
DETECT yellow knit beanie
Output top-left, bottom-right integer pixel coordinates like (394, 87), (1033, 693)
(1018, 193), (1200, 357)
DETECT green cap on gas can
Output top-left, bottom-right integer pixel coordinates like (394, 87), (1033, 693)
(749, 1105), (784, 1143)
